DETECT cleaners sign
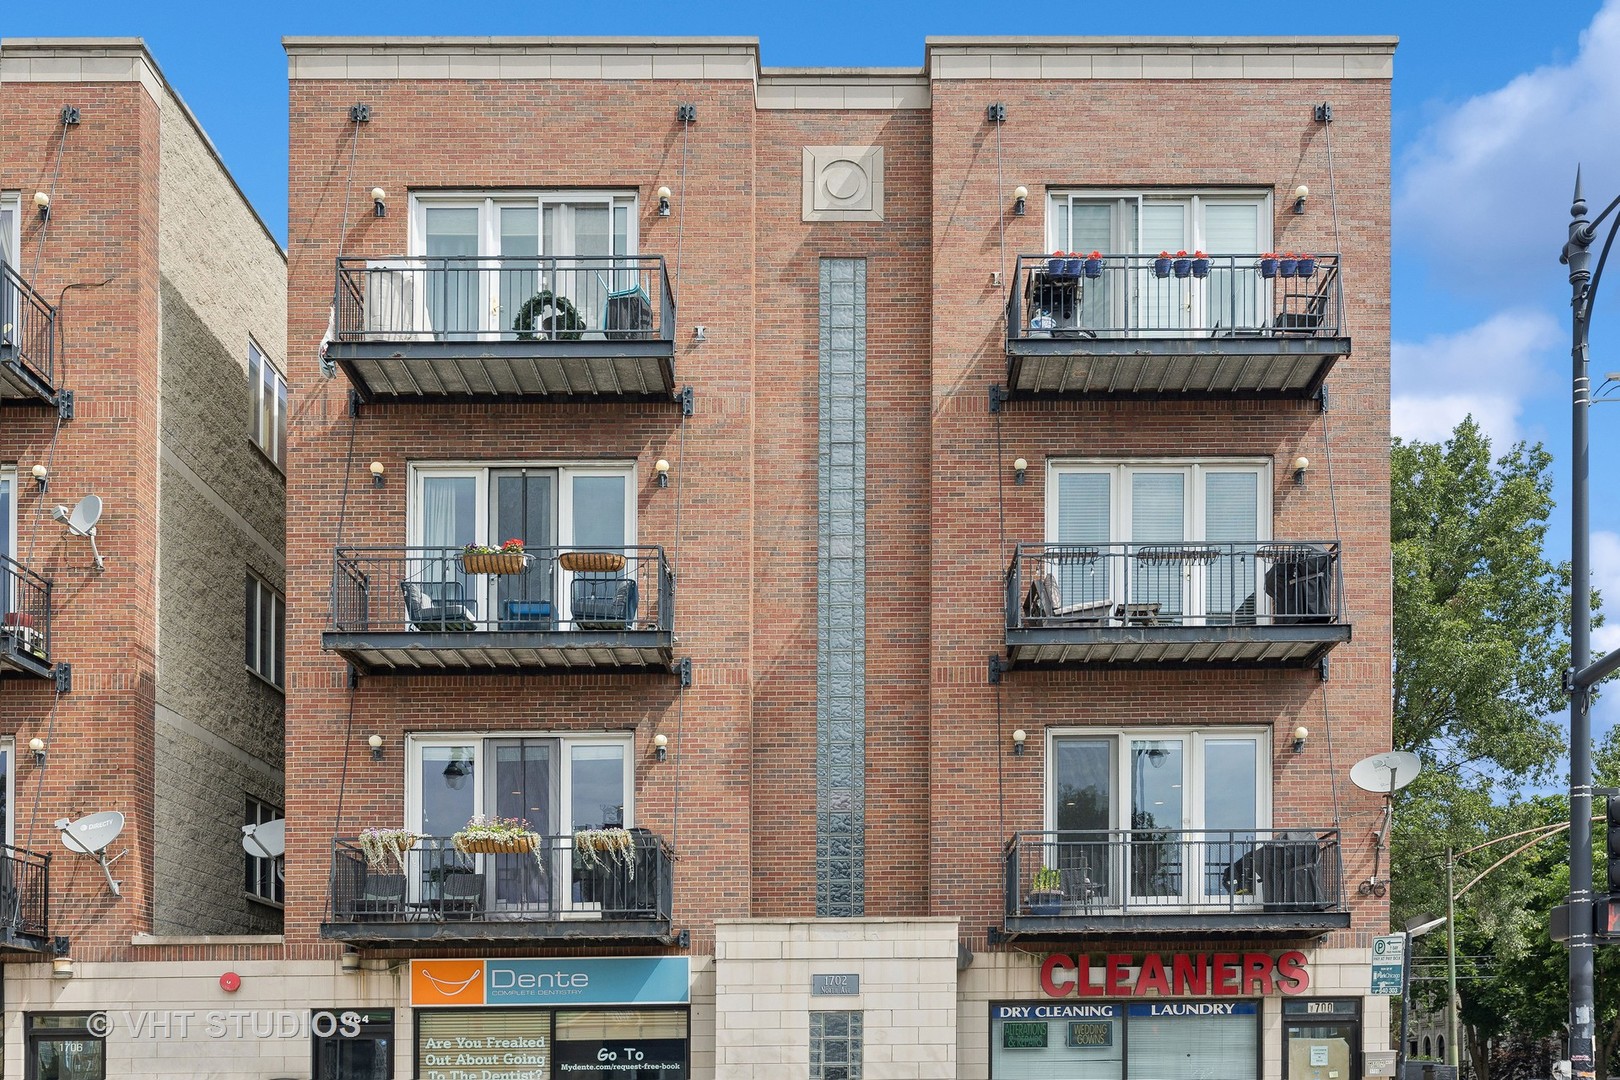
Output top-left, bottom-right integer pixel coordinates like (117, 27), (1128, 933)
(1040, 951), (1310, 998)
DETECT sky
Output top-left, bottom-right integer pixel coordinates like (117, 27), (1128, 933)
(5, 0), (1618, 777)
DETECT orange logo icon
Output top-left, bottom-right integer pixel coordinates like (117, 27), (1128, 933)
(411, 960), (486, 1005)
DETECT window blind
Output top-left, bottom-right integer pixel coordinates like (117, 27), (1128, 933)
(1125, 1006), (1258, 1080)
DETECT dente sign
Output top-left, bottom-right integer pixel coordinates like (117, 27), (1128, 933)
(1040, 951), (1310, 998)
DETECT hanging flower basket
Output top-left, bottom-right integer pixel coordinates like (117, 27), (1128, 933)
(1190, 251), (1210, 279)
(1153, 253), (1173, 278)
(452, 815), (543, 856)
(1279, 255), (1299, 278)
(1259, 253), (1280, 279)
(358, 828), (420, 872)
(460, 539), (530, 575)
(1083, 252), (1104, 278)
(558, 551), (626, 573)
(1296, 255), (1317, 277)
(1172, 251), (1192, 278)
(574, 827), (637, 880)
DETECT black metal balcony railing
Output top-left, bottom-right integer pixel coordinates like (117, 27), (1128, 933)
(0, 553), (53, 677)
(1008, 253), (1343, 342)
(331, 545), (671, 635)
(0, 845), (50, 945)
(334, 255), (674, 346)
(1004, 829), (1344, 920)
(326, 832), (673, 934)
(1001, 253), (1347, 398)
(0, 260), (59, 402)
(1007, 541), (1344, 629)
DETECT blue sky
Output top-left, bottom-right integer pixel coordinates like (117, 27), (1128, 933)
(6, 0), (1617, 770)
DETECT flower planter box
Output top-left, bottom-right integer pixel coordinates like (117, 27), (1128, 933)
(454, 835), (540, 855)
(558, 551), (626, 573)
(460, 552), (529, 575)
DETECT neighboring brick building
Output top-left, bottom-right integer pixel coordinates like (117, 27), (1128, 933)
(0, 37), (286, 1074)
(13, 31), (1394, 1080)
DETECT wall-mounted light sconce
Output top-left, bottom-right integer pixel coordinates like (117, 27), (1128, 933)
(693, 325), (707, 343)
(52, 941), (74, 979)
(33, 192), (50, 221)
(340, 948), (362, 973)
(1013, 457), (1028, 485)
(1292, 184), (1309, 215)
(31, 464), (48, 491)
(655, 459), (670, 489)
(371, 188), (387, 218)
(653, 733), (668, 762)
(368, 734), (384, 761)
(1012, 729), (1027, 756)
(1013, 186), (1028, 217)
(370, 461), (385, 488)
(657, 186), (672, 217)
(1292, 725), (1309, 753)
(29, 738), (45, 767)
(1291, 455), (1310, 486)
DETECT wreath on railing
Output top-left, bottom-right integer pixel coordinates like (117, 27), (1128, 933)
(513, 291), (585, 341)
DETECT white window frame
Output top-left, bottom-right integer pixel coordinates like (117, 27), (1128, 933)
(244, 795), (284, 907)
(1045, 188), (1274, 255)
(1044, 458), (1272, 544)
(1, 465), (14, 559)
(0, 736), (13, 847)
(408, 190), (640, 259)
(244, 572), (285, 690)
(0, 192), (20, 267)
(247, 338), (286, 470)
(407, 461), (637, 550)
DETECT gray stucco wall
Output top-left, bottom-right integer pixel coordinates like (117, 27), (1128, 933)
(154, 89), (286, 935)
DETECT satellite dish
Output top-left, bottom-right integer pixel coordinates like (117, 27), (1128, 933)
(58, 811), (124, 854)
(51, 494), (105, 571)
(55, 812), (126, 896)
(1350, 751), (1422, 794)
(242, 818), (285, 859)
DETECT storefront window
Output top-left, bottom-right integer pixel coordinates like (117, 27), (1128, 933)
(417, 1007), (687, 1080)
(1282, 998), (1360, 1080)
(27, 1014), (106, 1080)
(990, 1002), (1259, 1079)
(312, 1009), (394, 1079)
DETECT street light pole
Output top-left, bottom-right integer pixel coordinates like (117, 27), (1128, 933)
(1447, 850), (1458, 1068)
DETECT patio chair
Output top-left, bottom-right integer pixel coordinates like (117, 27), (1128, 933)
(400, 579), (477, 632)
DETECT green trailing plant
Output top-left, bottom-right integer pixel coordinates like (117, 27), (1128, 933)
(1031, 865), (1062, 894)
(358, 828), (419, 873)
(574, 827), (636, 880)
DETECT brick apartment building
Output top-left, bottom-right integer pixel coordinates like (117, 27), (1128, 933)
(0, 38), (287, 1076)
(10, 31), (1394, 1080)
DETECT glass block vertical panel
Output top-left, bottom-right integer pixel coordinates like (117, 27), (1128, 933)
(810, 1011), (864, 1080)
(817, 258), (867, 918)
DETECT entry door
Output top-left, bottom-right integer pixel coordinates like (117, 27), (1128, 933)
(422, 204), (483, 338)
(1052, 738), (1115, 903)
(1139, 201), (1192, 331)
(1126, 471), (1187, 617)
(559, 472), (630, 628)
(1128, 738), (1186, 902)
(542, 199), (626, 333)
(487, 739), (558, 911)
(491, 470), (556, 630)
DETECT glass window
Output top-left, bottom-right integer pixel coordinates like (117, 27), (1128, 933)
(244, 796), (284, 906)
(27, 1014), (106, 1080)
(247, 339), (286, 468)
(244, 573), (285, 689)
(311, 1008), (393, 1080)
(810, 1011), (863, 1080)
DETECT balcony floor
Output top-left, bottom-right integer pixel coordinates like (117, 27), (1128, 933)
(0, 354), (58, 406)
(1003, 908), (1350, 939)
(331, 340), (674, 401)
(1006, 623), (1350, 668)
(324, 629), (674, 674)
(0, 638), (53, 681)
(1005, 336), (1347, 398)
(321, 916), (678, 946)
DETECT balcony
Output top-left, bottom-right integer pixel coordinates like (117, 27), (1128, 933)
(1003, 254), (1348, 399)
(321, 831), (676, 945)
(0, 261), (60, 406)
(1003, 829), (1348, 939)
(1004, 542), (1349, 669)
(0, 555), (54, 680)
(329, 255), (675, 402)
(323, 546), (674, 675)
(0, 847), (50, 952)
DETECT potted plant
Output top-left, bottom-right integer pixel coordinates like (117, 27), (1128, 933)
(1172, 250), (1192, 278)
(513, 290), (584, 341)
(1083, 251), (1104, 278)
(574, 827), (637, 881)
(358, 827), (419, 873)
(1153, 251), (1173, 278)
(1028, 865), (1063, 916)
(1258, 252), (1280, 278)
(1047, 250), (1067, 276)
(1190, 250), (1210, 278)
(452, 814), (542, 855)
(1279, 253), (1299, 278)
(460, 538), (530, 575)
(1061, 251), (1083, 277)
(1296, 253), (1317, 277)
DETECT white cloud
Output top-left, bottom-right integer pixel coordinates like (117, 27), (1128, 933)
(1391, 308), (1560, 446)
(1593, 530), (1620, 654)
(1398, 1), (1620, 287)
